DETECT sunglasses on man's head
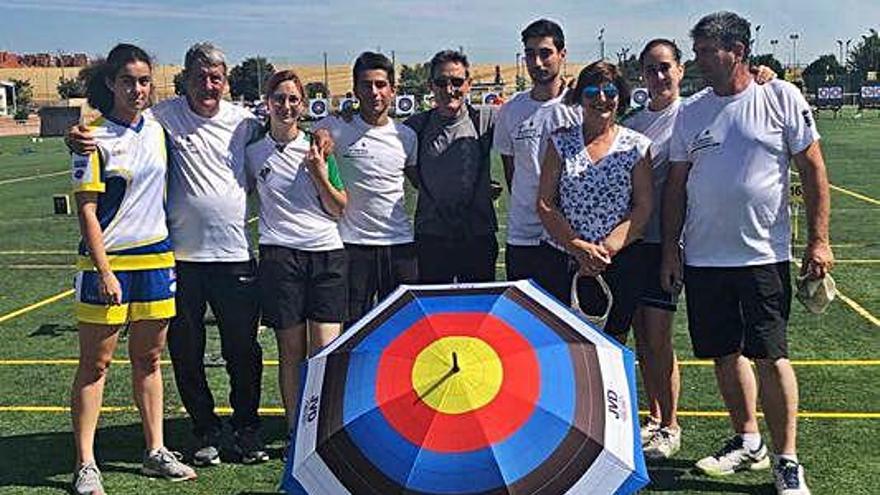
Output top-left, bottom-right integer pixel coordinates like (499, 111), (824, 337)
(432, 76), (467, 89)
(582, 84), (619, 99)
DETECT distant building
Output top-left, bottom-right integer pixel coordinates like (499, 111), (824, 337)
(0, 51), (89, 68)
(0, 51), (20, 68)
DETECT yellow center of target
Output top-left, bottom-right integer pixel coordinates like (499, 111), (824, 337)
(411, 336), (503, 414)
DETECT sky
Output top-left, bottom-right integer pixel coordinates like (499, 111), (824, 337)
(0, 0), (877, 67)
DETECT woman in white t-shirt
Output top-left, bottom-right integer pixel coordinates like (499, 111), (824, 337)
(245, 70), (347, 435)
(69, 44), (196, 494)
(536, 61), (653, 340)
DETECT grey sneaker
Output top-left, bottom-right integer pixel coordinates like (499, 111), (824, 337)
(774, 458), (811, 495)
(644, 426), (681, 459)
(142, 446), (197, 481)
(695, 435), (771, 476)
(192, 430), (222, 466)
(72, 461), (105, 495)
(233, 426), (269, 464)
(640, 416), (661, 443)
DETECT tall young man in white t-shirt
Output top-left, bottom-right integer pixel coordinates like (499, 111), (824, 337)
(493, 19), (569, 281)
(312, 52), (419, 327)
(662, 12), (833, 495)
(68, 43), (269, 466)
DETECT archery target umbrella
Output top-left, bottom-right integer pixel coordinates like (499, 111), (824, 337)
(282, 281), (648, 494)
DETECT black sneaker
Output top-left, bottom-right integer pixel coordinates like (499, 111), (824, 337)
(192, 430), (222, 467)
(234, 426), (269, 464)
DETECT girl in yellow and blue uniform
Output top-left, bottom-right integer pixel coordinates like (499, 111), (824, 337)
(69, 43), (196, 495)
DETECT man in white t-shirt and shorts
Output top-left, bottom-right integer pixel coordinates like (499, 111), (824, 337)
(662, 12), (833, 495)
(312, 52), (419, 327)
(493, 19), (572, 281)
(68, 43), (269, 466)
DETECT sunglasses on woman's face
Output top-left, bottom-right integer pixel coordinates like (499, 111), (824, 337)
(582, 84), (619, 99)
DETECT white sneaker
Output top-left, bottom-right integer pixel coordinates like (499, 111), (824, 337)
(695, 435), (771, 476)
(640, 416), (660, 443)
(774, 458), (811, 495)
(643, 426), (681, 459)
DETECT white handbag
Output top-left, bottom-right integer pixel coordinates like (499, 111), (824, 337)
(570, 273), (613, 328)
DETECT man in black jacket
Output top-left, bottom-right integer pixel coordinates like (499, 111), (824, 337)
(404, 50), (498, 283)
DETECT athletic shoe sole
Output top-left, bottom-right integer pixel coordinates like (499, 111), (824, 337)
(697, 455), (771, 477)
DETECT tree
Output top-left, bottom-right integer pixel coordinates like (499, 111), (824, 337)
(228, 57), (274, 101)
(398, 63), (430, 100)
(848, 28), (879, 73)
(57, 76), (86, 99)
(802, 54), (847, 93)
(305, 81), (329, 99)
(751, 54), (784, 81)
(10, 78), (33, 120)
(173, 71), (187, 96)
(680, 59), (706, 96)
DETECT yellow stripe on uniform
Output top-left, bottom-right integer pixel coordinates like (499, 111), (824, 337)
(76, 252), (175, 271)
(129, 298), (175, 321)
(75, 302), (130, 325)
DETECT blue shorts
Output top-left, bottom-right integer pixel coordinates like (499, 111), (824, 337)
(74, 267), (176, 325)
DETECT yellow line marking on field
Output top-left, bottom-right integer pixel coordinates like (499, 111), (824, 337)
(836, 292), (880, 327)
(0, 170), (68, 186)
(830, 184), (880, 206)
(832, 259), (880, 264)
(641, 411), (880, 419)
(1, 406), (874, 419)
(0, 289), (74, 325)
(247, 216), (257, 224)
(793, 243), (870, 248)
(677, 360), (880, 366)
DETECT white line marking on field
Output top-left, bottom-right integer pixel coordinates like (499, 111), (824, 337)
(0, 170), (68, 186)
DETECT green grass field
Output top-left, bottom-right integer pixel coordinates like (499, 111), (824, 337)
(0, 108), (878, 494)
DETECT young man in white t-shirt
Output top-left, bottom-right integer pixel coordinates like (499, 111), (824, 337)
(68, 43), (269, 467)
(662, 12), (833, 495)
(312, 52), (419, 327)
(493, 19), (570, 282)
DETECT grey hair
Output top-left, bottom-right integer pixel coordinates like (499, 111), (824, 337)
(183, 42), (227, 75)
(690, 11), (751, 57)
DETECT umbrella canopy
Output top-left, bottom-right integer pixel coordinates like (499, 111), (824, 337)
(282, 281), (648, 495)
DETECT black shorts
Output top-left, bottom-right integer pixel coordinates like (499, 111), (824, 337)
(258, 245), (347, 329)
(505, 244), (545, 282)
(345, 242), (419, 326)
(634, 243), (678, 312)
(416, 234), (498, 284)
(534, 242), (647, 335)
(684, 262), (791, 359)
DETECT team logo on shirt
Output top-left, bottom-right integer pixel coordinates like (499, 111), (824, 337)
(344, 140), (371, 158)
(514, 120), (540, 141)
(259, 165), (272, 180)
(171, 135), (200, 154)
(690, 129), (720, 153)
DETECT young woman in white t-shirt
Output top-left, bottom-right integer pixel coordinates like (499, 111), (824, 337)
(536, 61), (653, 340)
(246, 70), (348, 438)
(70, 44), (196, 494)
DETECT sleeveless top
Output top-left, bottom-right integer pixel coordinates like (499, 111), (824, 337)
(545, 125), (651, 245)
